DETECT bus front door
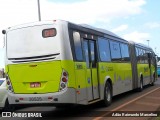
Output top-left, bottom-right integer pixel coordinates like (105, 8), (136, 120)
(83, 39), (99, 101)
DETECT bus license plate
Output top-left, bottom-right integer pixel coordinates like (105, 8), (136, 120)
(29, 97), (42, 101)
(30, 82), (41, 88)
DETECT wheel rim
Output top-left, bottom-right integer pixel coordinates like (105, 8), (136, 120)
(105, 85), (111, 102)
(140, 80), (143, 89)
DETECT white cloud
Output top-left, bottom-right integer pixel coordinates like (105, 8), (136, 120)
(0, 48), (4, 68)
(112, 25), (128, 32)
(145, 22), (160, 29)
(0, 0), (146, 48)
(0, 0), (38, 48)
(40, 0), (146, 24)
(0, 0), (38, 27)
(123, 31), (150, 43)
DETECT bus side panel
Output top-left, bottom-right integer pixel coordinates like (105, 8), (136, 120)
(137, 64), (150, 86)
(60, 60), (76, 89)
(151, 65), (156, 79)
(74, 62), (87, 104)
(98, 62), (114, 100)
(112, 63), (132, 96)
(98, 62), (132, 97)
(144, 64), (151, 85)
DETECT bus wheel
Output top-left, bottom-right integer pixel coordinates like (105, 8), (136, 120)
(3, 99), (15, 112)
(151, 74), (155, 86)
(103, 81), (112, 107)
(138, 77), (143, 92)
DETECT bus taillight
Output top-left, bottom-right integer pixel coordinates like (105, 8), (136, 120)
(63, 72), (67, 77)
(59, 70), (68, 91)
(62, 77), (67, 82)
(19, 98), (24, 101)
(48, 96), (53, 100)
(7, 81), (10, 85)
(6, 74), (14, 93)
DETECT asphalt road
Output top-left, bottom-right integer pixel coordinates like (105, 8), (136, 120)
(1, 77), (160, 120)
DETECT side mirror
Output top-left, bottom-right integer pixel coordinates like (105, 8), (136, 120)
(147, 53), (151, 58)
(2, 30), (6, 34)
(2, 30), (6, 47)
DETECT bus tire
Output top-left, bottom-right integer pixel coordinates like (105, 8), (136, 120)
(103, 81), (112, 107)
(151, 73), (155, 86)
(138, 76), (143, 92)
(3, 99), (15, 112)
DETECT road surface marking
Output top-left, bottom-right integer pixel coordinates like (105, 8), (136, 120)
(145, 96), (160, 100)
(93, 87), (160, 120)
(136, 101), (160, 107)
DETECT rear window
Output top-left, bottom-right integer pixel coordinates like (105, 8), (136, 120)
(7, 25), (60, 59)
(0, 80), (4, 86)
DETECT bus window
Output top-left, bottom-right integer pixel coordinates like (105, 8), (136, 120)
(73, 31), (83, 61)
(136, 47), (140, 62)
(97, 37), (111, 62)
(90, 41), (96, 68)
(151, 52), (156, 65)
(120, 43), (130, 61)
(138, 48), (142, 63)
(110, 40), (121, 61)
(141, 49), (145, 63)
(144, 50), (148, 64)
(136, 47), (139, 57)
(83, 40), (90, 68)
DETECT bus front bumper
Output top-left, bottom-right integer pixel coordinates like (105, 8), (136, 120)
(8, 88), (76, 105)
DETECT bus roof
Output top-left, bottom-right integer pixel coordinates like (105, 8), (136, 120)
(68, 21), (128, 44)
(135, 42), (153, 51)
(4, 19), (123, 40)
(4, 19), (152, 51)
(71, 23), (154, 52)
(79, 24), (121, 38)
(5, 20), (61, 32)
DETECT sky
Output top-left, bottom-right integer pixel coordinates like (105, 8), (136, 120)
(0, 0), (160, 68)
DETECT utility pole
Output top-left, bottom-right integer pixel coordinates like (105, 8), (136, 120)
(37, 0), (41, 21)
(146, 40), (150, 47)
(155, 47), (157, 54)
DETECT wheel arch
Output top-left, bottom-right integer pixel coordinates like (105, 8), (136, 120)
(102, 76), (113, 106)
(104, 76), (113, 95)
(140, 73), (143, 82)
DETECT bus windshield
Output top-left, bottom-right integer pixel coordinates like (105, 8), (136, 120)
(6, 25), (60, 59)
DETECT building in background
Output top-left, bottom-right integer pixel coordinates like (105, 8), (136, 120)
(0, 68), (5, 78)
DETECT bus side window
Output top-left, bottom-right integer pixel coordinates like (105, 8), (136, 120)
(83, 40), (90, 68)
(110, 40), (121, 61)
(97, 37), (111, 62)
(147, 52), (152, 67)
(120, 43), (130, 61)
(144, 50), (148, 64)
(73, 31), (83, 61)
(142, 49), (146, 63)
(139, 48), (143, 63)
(90, 41), (97, 68)
(136, 47), (139, 62)
(142, 49), (145, 63)
(151, 52), (155, 66)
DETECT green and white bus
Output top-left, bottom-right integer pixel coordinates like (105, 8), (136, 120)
(2, 20), (157, 107)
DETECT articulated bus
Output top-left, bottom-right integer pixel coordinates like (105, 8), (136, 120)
(2, 20), (157, 107)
